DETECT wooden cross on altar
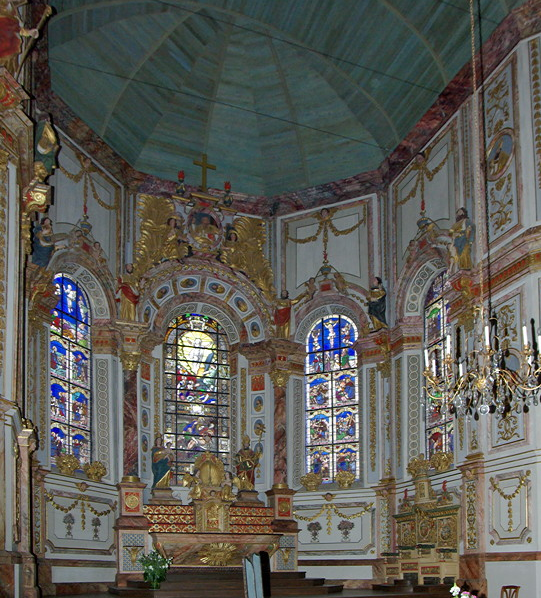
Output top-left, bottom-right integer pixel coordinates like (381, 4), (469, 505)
(193, 153), (216, 193)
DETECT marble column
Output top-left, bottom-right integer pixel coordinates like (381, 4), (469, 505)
(120, 351), (141, 477)
(269, 369), (291, 486)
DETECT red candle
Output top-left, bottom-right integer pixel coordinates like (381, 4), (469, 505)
(178, 170), (185, 180)
(224, 181), (231, 191)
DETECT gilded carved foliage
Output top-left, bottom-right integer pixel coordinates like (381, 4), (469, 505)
(221, 216), (276, 303)
(484, 58), (519, 240)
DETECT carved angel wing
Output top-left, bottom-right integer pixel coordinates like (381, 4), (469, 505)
(133, 195), (185, 277)
(222, 216), (275, 302)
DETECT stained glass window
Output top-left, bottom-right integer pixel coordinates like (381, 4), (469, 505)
(163, 314), (230, 484)
(305, 315), (358, 483)
(50, 274), (92, 465)
(424, 272), (454, 456)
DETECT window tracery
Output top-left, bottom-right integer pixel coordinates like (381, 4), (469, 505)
(163, 313), (230, 484)
(424, 272), (454, 456)
(305, 314), (359, 482)
(50, 274), (92, 465)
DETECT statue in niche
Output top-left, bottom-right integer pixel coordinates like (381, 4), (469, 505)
(366, 277), (388, 332)
(449, 207), (474, 271)
(151, 435), (174, 488)
(116, 263), (139, 321)
(234, 435), (261, 490)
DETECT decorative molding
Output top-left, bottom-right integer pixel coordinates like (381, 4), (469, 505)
(95, 358), (110, 468)
(231, 376), (238, 453)
(404, 262), (442, 315)
(406, 354), (421, 461)
(395, 357), (402, 468)
(369, 368), (377, 472)
(153, 358), (161, 437)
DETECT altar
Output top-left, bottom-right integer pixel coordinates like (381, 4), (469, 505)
(113, 452), (295, 585)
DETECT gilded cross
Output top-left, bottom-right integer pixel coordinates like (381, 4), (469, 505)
(193, 153), (216, 193)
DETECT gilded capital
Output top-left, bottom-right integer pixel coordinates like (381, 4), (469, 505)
(269, 369), (291, 388)
(120, 351), (141, 371)
(406, 454), (430, 479)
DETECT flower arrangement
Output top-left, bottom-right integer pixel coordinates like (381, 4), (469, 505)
(337, 519), (354, 541)
(307, 521), (322, 542)
(450, 582), (474, 598)
(138, 548), (173, 590)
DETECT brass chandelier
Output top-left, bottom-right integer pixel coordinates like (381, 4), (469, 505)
(423, 0), (541, 419)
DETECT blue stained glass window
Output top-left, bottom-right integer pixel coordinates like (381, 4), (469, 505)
(163, 314), (230, 484)
(424, 272), (454, 456)
(305, 315), (358, 482)
(50, 274), (92, 465)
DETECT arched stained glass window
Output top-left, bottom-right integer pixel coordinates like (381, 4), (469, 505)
(424, 272), (454, 456)
(163, 314), (230, 484)
(305, 315), (358, 483)
(50, 274), (92, 465)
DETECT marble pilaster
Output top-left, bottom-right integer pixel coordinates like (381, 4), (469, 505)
(458, 452), (486, 596)
(17, 423), (39, 598)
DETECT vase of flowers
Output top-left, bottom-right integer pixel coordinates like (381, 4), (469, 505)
(139, 548), (172, 590)
(337, 519), (354, 541)
(307, 521), (322, 542)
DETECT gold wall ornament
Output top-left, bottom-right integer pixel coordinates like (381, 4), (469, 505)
(269, 369), (291, 388)
(83, 461), (107, 482)
(59, 152), (120, 211)
(335, 470), (355, 489)
(44, 489), (117, 530)
(395, 138), (455, 207)
(294, 498), (372, 535)
(285, 204), (367, 268)
(126, 546), (142, 566)
(497, 413), (519, 442)
(56, 454), (81, 476)
(198, 542), (237, 566)
(490, 471), (530, 533)
(429, 451), (454, 473)
(300, 472), (322, 492)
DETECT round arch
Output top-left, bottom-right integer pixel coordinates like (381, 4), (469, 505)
(48, 253), (116, 320)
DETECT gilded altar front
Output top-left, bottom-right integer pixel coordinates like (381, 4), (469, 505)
(143, 453), (282, 567)
(385, 455), (460, 585)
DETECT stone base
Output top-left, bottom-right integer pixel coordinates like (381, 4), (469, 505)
(234, 489), (264, 506)
(149, 487), (182, 504)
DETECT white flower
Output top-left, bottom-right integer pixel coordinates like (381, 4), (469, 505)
(450, 583), (461, 597)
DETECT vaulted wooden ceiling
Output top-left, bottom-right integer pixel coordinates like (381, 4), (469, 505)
(48, 0), (524, 196)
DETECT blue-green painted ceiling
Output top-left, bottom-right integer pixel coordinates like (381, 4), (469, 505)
(48, 0), (524, 197)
